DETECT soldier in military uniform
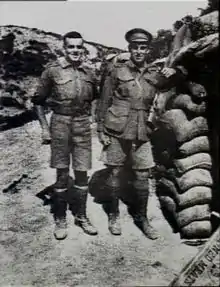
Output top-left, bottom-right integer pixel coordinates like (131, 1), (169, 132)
(97, 28), (188, 238)
(32, 31), (98, 240)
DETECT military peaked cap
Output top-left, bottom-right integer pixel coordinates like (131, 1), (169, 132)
(125, 28), (153, 43)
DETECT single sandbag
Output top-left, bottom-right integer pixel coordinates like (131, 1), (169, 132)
(174, 153), (212, 174)
(153, 89), (176, 116)
(171, 94), (206, 115)
(176, 116), (208, 143)
(160, 109), (208, 143)
(176, 204), (211, 228)
(176, 168), (213, 192)
(180, 220), (212, 239)
(178, 186), (212, 209)
(179, 136), (210, 156)
(186, 82), (207, 99)
(157, 179), (212, 209)
(160, 109), (186, 133)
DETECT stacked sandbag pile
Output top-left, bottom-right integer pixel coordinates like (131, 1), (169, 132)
(153, 84), (213, 239)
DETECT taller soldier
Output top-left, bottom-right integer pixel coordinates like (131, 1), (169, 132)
(32, 31), (98, 240)
(97, 28), (188, 239)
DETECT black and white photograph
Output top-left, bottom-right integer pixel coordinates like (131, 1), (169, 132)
(0, 0), (219, 286)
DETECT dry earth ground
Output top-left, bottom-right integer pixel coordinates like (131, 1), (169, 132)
(0, 118), (199, 287)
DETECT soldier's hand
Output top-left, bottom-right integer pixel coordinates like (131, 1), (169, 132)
(98, 132), (111, 146)
(161, 67), (176, 78)
(146, 124), (154, 137)
(41, 128), (51, 145)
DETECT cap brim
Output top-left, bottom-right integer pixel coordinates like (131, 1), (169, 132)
(130, 39), (149, 43)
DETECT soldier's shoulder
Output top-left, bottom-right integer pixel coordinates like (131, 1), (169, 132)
(44, 59), (60, 73)
(81, 63), (94, 74)
(47, 58), (60, 68)
(102, 61), (129, 79)
(113, 61), (134, 77)
(111, 60), (130, 72)
(114, 60), (128, 67)
(114, 52), (130, 63)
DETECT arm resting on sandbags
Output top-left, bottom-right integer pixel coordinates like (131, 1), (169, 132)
(149, 64), (189, 123)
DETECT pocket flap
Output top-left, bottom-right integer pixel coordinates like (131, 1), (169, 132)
(108, 105), (129, 117)
(117, 69), (134, 82)
(53, 76), (72, 85)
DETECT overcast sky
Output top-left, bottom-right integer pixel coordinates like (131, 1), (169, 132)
(0, 1), (207, 49)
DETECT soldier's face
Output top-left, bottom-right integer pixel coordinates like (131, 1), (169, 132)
(64, 38), (84, 63)
(129, 42), (149, 65)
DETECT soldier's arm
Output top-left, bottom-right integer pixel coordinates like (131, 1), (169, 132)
(89, 70), (100, 123)
(32, 68), (52, 143)
(96, 68), (115, 132)
(91, 70), (100, 101)
(161, 64), (188, 83)
(35, 105), (50, 133)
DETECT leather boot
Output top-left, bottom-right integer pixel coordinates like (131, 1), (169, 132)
(74, 186), (98, 235)
(134, 182), (159, 240)
(52, 189), (68, 240)
(103, 187), (121, 236)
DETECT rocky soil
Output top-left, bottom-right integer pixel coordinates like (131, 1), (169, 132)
(0, 118), (201, 287)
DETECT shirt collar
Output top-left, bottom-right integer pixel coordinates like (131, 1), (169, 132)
(127, 59), (149, 72)
(58, 57), (72, 68)
(58, 57), (87, 73)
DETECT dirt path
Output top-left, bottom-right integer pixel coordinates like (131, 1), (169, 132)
(0, 119), (199, 287)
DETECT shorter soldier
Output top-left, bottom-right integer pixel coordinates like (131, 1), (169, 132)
(32, 31), (98, 240)
(97, 28), (187, 238)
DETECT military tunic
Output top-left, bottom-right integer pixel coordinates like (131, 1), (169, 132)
(97, 59), (187, 169)
(97, 60), (158, 141)
(32, 57), (98, 171)
(97, 60), (159, 169)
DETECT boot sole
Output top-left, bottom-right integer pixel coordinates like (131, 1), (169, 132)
(108, 228), (122, 236)
(143, 233), (159, 240)
(54, 232), (68, 240)
(109, 231), (121, 236)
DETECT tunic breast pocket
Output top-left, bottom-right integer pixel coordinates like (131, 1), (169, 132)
(116, 74), (134, 97)
(53, 77), (74, 100)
